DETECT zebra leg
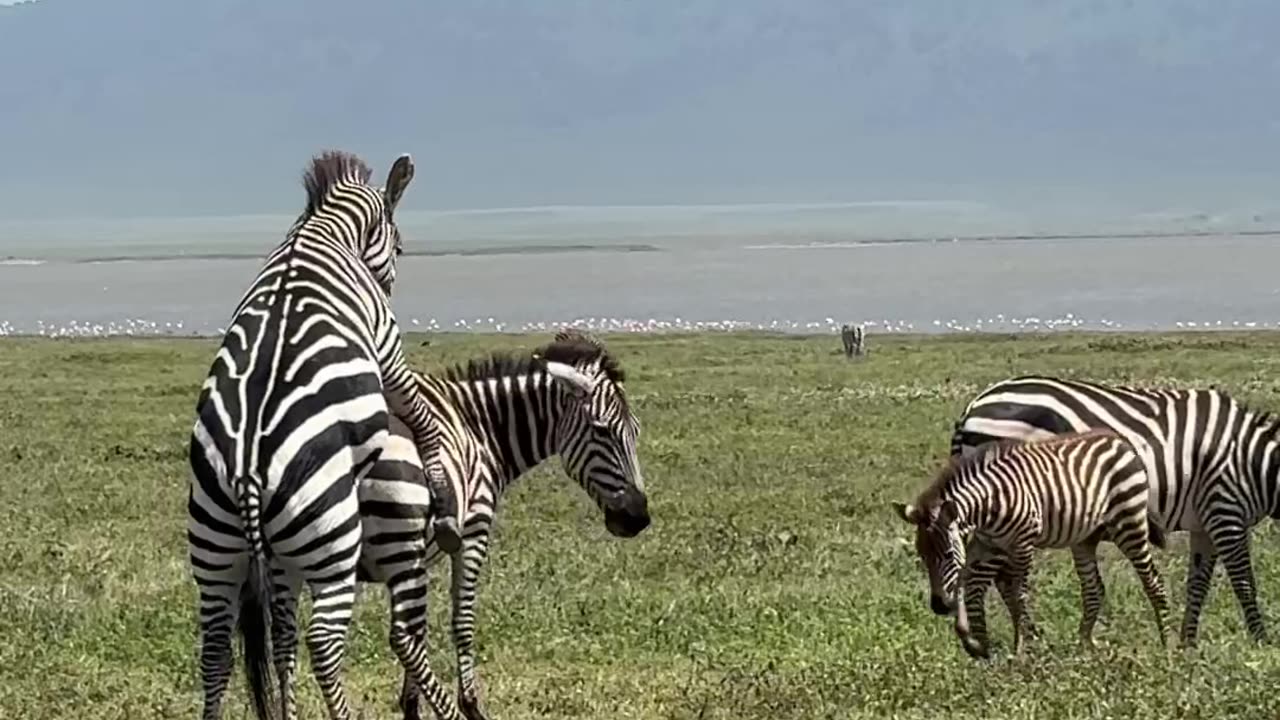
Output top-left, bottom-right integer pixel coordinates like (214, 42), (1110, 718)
(387, 579), (463, 720)
(398, 665), (423, 720)
(1210, 523), (1267, 643)
(386, 565), (460, 720)
(390, 626), (460, 720)
(1113, 527), (1170, 648)
(304, 573), (360, 720)
(961, 558), (1001, 657)
(994, 564), (1039, 641)
(1002, 546), (1035, 657)
(195, 572), (242, 720)
(426, 459), (463, 555)
(1069, 542), (1105, 647)
(1180, 530), (1219, 647)
(453, 532), (494, 720)
(270, 568), (303, 720)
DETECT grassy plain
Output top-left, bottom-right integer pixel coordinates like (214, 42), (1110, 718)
(2, 331), (1280, 719)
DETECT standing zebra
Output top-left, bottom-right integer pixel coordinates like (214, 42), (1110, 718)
(187, 150), (461, 720)
(840, 323), (866, 358)
(951, 374), (1278, 645)
(894, 429), (1171, 659)
(357, 328), (651, 720)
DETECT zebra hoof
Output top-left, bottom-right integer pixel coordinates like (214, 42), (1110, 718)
(961, 637), (991, 661)
(460, 693), (490, 720)
(399, 692), (422, 720)
(398, 680), (422, 720)
(433, 517), (463, 555)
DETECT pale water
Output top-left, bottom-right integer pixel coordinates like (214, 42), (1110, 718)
(1, 206), (1278, 337)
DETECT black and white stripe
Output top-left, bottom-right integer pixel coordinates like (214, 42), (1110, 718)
(841, 323), (866, 358)
(357, 329), (651, 720)
(186, 150), (457, 720)
(895, 429), (1170, 659)
(951, 374), (1279, 645)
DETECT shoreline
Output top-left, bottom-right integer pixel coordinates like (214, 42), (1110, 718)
(4, 227), (1280, 265)
(1, 327), (1276, 342)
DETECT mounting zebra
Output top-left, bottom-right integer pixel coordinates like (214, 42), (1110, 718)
(840, 323), (866, 358)
(894, 429), (1171, 659)
(951, 374), (1280, 646)
(358, 328), (651, 720)
(186, 150), (461, 720)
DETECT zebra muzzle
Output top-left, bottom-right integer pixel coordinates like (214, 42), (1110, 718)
(930, 594), (955, 616)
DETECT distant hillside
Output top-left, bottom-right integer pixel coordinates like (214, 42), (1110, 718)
(1, 0), (1278, 218)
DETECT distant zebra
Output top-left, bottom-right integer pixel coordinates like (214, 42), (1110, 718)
(187, 151), (461, 720)
(951, 375), (1279, 645)
(894, 429), (1170, 659)
(359, 328), (651, 720)
(840, 323), (866, 358)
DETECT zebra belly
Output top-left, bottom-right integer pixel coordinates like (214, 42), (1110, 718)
(1034, 506), (1111, 549)
(1140, 453), (1202, 534)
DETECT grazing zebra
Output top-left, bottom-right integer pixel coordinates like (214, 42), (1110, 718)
(187, 150), (461, 720)
(951, 374), (1278, 645)
(893, 429), (1171, 659)
(359, 328), (651, 720)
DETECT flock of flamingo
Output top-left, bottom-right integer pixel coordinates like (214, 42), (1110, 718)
(0, 313), (1272, 339)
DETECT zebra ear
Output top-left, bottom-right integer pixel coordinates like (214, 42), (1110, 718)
(384, 153), (415, 215)
(892, 502), (918, 524)
(533, 354), (596, 398)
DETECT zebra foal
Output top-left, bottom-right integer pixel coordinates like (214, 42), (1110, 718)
(894, 429), (1171, 658)
(187, 150), (459, 720)
(358, 328), (651, 720)
(952, 374), (1278, 645)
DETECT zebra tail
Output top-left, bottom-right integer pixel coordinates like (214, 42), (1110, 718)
(235, 480), (278, 720)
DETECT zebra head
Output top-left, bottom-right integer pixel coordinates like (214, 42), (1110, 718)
(365, 154), (416, 296)
(533, 340), (650, 539)
(893, 499), (967, 616)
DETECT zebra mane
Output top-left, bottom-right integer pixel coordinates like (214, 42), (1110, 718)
(442, 337), (627, 387)
(300, 150), (375, 216)
(917, 428), (1122, 511)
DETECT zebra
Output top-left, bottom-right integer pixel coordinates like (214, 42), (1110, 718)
(358, 327), (651, 720)
(893, 429), (1171, 659)
(950, 374), (1279, 646)
(840, 323), (866, 358)
(187, 150), (462, 720)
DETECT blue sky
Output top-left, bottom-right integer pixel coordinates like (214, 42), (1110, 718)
(1, 1), (1279, 217)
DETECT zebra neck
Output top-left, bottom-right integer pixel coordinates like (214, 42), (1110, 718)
(290, 213), (370, 256)
(941, 488), (988, 529)
(450, 374), (560, 486)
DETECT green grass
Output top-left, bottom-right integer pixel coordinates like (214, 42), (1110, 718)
(3, 331), (1280, 719)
